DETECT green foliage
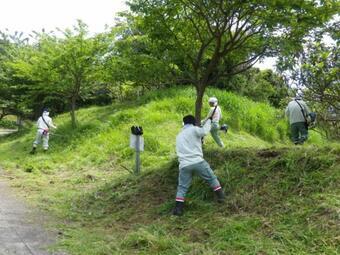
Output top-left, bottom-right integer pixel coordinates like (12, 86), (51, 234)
(0, 118), (17, 129)
(30, 21), (107, 126)
(0, 31), (32, 119)
(103, 15), (176, 92)
(219, 68), (288, 108)
(1, 21), (110, 125)
(126, 0), (337, 120)
(278, 19), (340, 139)
(1, 1), (338, 127)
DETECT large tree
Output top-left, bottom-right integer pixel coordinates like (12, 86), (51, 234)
(0, 30), (31, 122)
(127, 0), (338, 122)
(279, 20), (339, 110)
(101, 14), (178, 100)
(278, 20), (339, 138)
(16, 21), (106, 127)
(6, 22), (107, 127)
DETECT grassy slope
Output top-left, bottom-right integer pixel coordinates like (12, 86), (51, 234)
(0, 87), (338, 255)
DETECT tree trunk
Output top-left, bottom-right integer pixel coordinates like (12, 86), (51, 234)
(70, 96), (77, 128)
(195, 83), (206, 125)
(0, 109), (6, 121)
(16, 115), (23, 130)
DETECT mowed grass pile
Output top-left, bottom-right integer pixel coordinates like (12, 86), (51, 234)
(0, 87), (334, 254)
(56, 147), (338, 255)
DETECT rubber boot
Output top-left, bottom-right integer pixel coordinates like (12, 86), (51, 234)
(29, 147), (36, 155)
(173, 201), (184, 216)
(215, 189), (225, 203)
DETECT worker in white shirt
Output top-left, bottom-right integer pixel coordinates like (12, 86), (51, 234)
(30, 108), (57, 154)
(202, 97), (224, 147)
(173, 114), (225, 216)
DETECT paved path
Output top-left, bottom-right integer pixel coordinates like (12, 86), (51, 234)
(0, 177), (66, 255)
(0, 129), (17, 136)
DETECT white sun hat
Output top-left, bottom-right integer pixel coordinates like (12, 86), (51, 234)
(208, 97), (218, 104)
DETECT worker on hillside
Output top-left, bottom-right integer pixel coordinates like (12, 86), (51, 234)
(285, 95), (311, 145)
(173, 114), (225, 216)
(30, 108), (57, 154)
(202, 97), (224, 147)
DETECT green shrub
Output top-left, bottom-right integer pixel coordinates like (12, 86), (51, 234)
(0, 119), (17, 129)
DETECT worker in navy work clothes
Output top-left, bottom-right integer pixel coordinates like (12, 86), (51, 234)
(173, 114), (225, 216)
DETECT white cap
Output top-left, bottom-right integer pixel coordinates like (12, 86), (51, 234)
(208, 97), (218, 104)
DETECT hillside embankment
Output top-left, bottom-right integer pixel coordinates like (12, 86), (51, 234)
(0, 88), (338, 254)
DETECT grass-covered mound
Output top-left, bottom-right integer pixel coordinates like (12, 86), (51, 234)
(0, 87), (293, 172)
(0, 87), (333, 254)
(52, 147), (340, 254)
(0, 87), (323, 172)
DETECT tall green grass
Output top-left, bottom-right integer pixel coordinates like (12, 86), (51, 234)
(0, 87), (295, 173)
(51, 147), (340, 254)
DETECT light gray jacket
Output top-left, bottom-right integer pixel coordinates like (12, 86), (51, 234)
(285, 99), (310, 124)
(176, 119), (211, 169)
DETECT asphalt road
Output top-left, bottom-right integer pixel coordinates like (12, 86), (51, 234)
(0, 172), (66, 254)
(0, 129), (17, 136)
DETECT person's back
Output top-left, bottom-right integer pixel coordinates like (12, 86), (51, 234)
(30, 109), (57, 154)
(176, 123), (209, 169)
(37, 112), (54, 130)
(173, 115), (225, 216)
(285, 99), (310, 124)
(285, 97), (310, 145)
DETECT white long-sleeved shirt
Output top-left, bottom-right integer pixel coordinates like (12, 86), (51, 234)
(285, 100), (310, 124)
(204, 106), (222, 123)
(37, 113), (56, 130)
(176, 119), (211, 169)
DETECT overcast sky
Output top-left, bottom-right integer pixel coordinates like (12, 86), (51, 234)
(0, 0), (275, 69)
(0, 0), (127, 35)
